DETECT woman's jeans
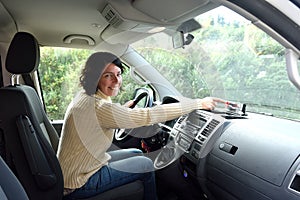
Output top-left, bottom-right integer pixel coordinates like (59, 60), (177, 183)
(64, 148), (157, 200)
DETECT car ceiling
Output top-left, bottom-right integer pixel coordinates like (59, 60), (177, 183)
(0, 0), (218, 50)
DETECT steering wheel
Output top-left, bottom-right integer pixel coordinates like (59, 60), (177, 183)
(114, 87), (153, 141)
(114, 93), (191, 170)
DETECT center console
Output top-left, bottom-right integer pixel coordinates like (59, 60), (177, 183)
(171, 110), (223, 159)
(154, 109), (225, 170)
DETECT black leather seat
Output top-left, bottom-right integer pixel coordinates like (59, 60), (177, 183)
(0, 32), (143, 200)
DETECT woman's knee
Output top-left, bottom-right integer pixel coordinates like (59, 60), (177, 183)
(136, 156), (155, 172)
(108, 148), (143, 161)
(128, 148), (143, 156)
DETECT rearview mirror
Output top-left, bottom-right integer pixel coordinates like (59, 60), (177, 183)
(172, 31), (184, 49)
(172, 32), (195, 49)
(172, 19), (200, 49)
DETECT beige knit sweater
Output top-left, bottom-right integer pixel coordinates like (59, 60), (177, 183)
(57, 89), (203, 189)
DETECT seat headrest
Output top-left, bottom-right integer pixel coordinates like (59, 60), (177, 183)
(6, 32), (40, 74)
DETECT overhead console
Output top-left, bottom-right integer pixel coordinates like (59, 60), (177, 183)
(100, 0), (219, 44)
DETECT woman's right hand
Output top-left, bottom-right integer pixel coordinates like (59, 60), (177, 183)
(200, 97), (226, 110)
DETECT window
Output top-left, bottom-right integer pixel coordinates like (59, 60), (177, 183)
(39, 47), (142, 120)
(132, 6), (300, 120)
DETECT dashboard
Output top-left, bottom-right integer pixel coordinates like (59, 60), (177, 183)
(170, 110), (224, 159)
(155, 99), (300, 200)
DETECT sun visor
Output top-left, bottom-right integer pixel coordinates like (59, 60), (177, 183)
(132, 0), (218, 23)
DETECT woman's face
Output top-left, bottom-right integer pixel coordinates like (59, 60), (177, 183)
(98, 63), (122, 96)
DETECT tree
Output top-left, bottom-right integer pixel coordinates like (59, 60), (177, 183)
(39, 47), (91, 119)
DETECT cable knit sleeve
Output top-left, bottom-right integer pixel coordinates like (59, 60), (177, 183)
(96, 96), (203, 129)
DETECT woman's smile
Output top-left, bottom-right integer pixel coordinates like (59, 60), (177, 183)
(98, 63), (123, 96)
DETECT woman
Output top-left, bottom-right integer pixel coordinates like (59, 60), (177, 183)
(57, 52), (223, 199)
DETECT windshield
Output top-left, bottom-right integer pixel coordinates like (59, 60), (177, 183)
(132, 6), (300, 120)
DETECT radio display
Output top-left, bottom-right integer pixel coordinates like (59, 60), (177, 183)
(187, 112), (207, 129)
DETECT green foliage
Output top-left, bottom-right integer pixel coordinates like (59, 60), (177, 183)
(196, 23), (296, 110)
(39, 47), (91, 120)
(136, 47), (210, 98)
(194, 22), (300, 118)
(134, 18), (300, 119)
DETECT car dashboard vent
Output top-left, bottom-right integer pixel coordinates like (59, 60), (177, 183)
(202, 119), (220, 137)
(101, 4), (124, 28)
(289, 170), (300, 195)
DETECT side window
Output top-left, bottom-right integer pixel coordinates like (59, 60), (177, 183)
(39, 47), (146, 120)
(39, 47), (92, 120)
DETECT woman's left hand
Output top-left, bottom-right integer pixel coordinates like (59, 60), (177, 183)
(123, 100), (135, 108)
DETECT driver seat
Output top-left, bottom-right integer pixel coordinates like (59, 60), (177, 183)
(0, 32), (143, 200)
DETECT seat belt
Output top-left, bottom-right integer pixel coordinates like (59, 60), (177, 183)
(22, 74), (35, 89)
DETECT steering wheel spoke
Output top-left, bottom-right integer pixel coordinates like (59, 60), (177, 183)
(114, 87), (153, 141)
(114, 128), (128, 141)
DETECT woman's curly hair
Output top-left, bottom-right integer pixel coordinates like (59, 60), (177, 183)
(79, 52), (124, 95)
